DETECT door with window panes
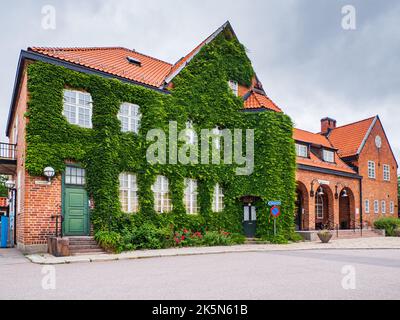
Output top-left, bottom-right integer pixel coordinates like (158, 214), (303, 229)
(63, 166), (89, 236)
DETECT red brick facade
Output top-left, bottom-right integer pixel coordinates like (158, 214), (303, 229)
(295, 116), (398, 231)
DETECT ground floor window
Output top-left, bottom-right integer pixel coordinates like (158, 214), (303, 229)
(152, 175), (172, 213)
(315, 195), (323, 219)
(212, 183), (224, 212)
(184, 178), (199, 214)
(119, 173), (138, 213)
(365, 199), (370, 214)
(390, 201), (394, 214)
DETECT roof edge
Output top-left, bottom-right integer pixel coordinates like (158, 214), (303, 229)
(163, 21), (232, 85)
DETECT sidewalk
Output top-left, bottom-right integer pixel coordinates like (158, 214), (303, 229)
(26, 237), (400, 265)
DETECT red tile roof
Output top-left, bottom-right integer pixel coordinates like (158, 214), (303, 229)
(327, 116), (376, 157)
(244, 91), (282, 112)
(294, 128), (333, 149)
(293, 128), (356, 174)
(29, 47), (173, 88)
(296, 152), (357, 174)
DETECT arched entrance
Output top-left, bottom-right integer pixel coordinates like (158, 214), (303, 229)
(295, 182), (308, 230)
(339, 187), (355, 229)
(314, 184), (334, 230)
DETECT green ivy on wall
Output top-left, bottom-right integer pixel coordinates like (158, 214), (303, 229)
(25, 30), (297, 243)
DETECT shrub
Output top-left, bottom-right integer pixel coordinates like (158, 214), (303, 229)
(374, 217), (400, 236)
(95, 231), (123, 253)
(128, 223), (173, 250)
(202, 231), (233, 246)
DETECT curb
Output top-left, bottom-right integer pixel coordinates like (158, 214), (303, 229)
(25, 242), (400, 265)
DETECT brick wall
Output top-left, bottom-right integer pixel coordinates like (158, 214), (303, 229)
(357, 119), (398, 226)
(295, 169), (361, 230)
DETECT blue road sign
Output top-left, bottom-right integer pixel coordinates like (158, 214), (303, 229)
(270, 206), (281, 218)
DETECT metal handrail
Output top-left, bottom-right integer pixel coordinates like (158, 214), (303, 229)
(51, 215), (63, 238)
(0, 143), (17, 160)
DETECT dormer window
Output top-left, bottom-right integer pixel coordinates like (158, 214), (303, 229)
(323, 149), (334, 163)
(295, 143), (308, 158)
(228, 80), (238, 96)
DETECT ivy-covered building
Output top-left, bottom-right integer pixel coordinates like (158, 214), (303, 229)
(1, 22), (297, 253)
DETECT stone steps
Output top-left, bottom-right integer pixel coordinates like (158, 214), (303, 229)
(67, 236), (105, 256)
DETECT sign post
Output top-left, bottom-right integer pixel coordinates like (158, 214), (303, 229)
(270, 205), (281, 236)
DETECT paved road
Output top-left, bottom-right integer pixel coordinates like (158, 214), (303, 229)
(1, 248), (400, 299)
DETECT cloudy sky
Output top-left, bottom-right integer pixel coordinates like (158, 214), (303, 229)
(0, 0), (399, 169)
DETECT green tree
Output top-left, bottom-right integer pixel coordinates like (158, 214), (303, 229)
(0, 175), (7, 197)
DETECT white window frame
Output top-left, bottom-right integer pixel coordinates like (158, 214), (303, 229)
(390, 201), (394, 214)
(184, 178), (199, 214)
(381, 200), (386, 214)
(63, 89), (93, 128)
(295, 143), (308, 158)
(212, 183), (224, 212)
(152, 175), (172, 213)
(118, 102), (141, 134)
(383, 164), (390, 181)
(228, 80), (238, 96)
(315, 195), (324, 219)
(368, 161), (376, 179)
(212, 127), (221, 150)
(365, 199), (370, 214)
(322, 149), (334, 163)
(119, 173), (139, 213)
(185, 121), (196, 145)
(374, 200), (379, 214)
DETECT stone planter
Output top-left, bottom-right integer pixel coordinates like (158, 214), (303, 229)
(394, 229), (400, 237)
(317, 231), (333, 243)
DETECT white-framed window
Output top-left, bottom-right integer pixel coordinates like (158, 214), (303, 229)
(322, 149), (334, 163)
(119, 173), (139, 213)
(118, 102), (141, 133)
(383, 164), (390, 181)
(365, 199), (370, 214)
(152, 175), (172, 213)
(315, 195), (323, 219)
(390, 201), (394, 214)
(228, 80), (238, 96)
(184, 178), (199, 214)
(374, 200), (379, 214)
(212, 183), (224, 212)
(65, 166), (86, 186)
(368, 161), (376, 179)
(381, 200), (386, 214)
(212, 127), (221, 150)
(295, 143), (308, 158)
(63, 89), (93, 128)
(185, 121), (196, 145)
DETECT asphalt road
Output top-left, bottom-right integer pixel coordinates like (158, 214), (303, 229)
(1, 249), (400, 299)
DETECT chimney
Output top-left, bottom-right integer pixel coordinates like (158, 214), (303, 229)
(321, 117), (336, 135)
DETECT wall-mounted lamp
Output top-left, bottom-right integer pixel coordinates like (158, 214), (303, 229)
(317, 187), (324, 197)
(310, 179), (320, 197)
(43, 167), (55, 182)
(5, 180), (15, 190)
(335, 182), (348, 199)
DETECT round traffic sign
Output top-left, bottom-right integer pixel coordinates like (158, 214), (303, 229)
(270, 205), (281, 217)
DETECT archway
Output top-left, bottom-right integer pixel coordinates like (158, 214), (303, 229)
(295, 181), (308, 230)
(314, 184), (334, 230)
(339, 187), (355, 229)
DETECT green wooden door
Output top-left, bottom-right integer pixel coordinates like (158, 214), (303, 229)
(64, 187), (89, 236)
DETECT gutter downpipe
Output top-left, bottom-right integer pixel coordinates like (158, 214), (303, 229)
(359, 177), (363, 237)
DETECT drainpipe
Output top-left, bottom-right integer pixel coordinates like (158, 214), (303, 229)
(359, 177), (363, 237)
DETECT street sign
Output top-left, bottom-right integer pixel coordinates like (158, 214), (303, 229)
(270, 205), (281, 218)
(267, 200), (281, 206)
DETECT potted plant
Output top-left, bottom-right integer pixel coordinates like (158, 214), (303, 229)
(317, 229), (333, 243)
